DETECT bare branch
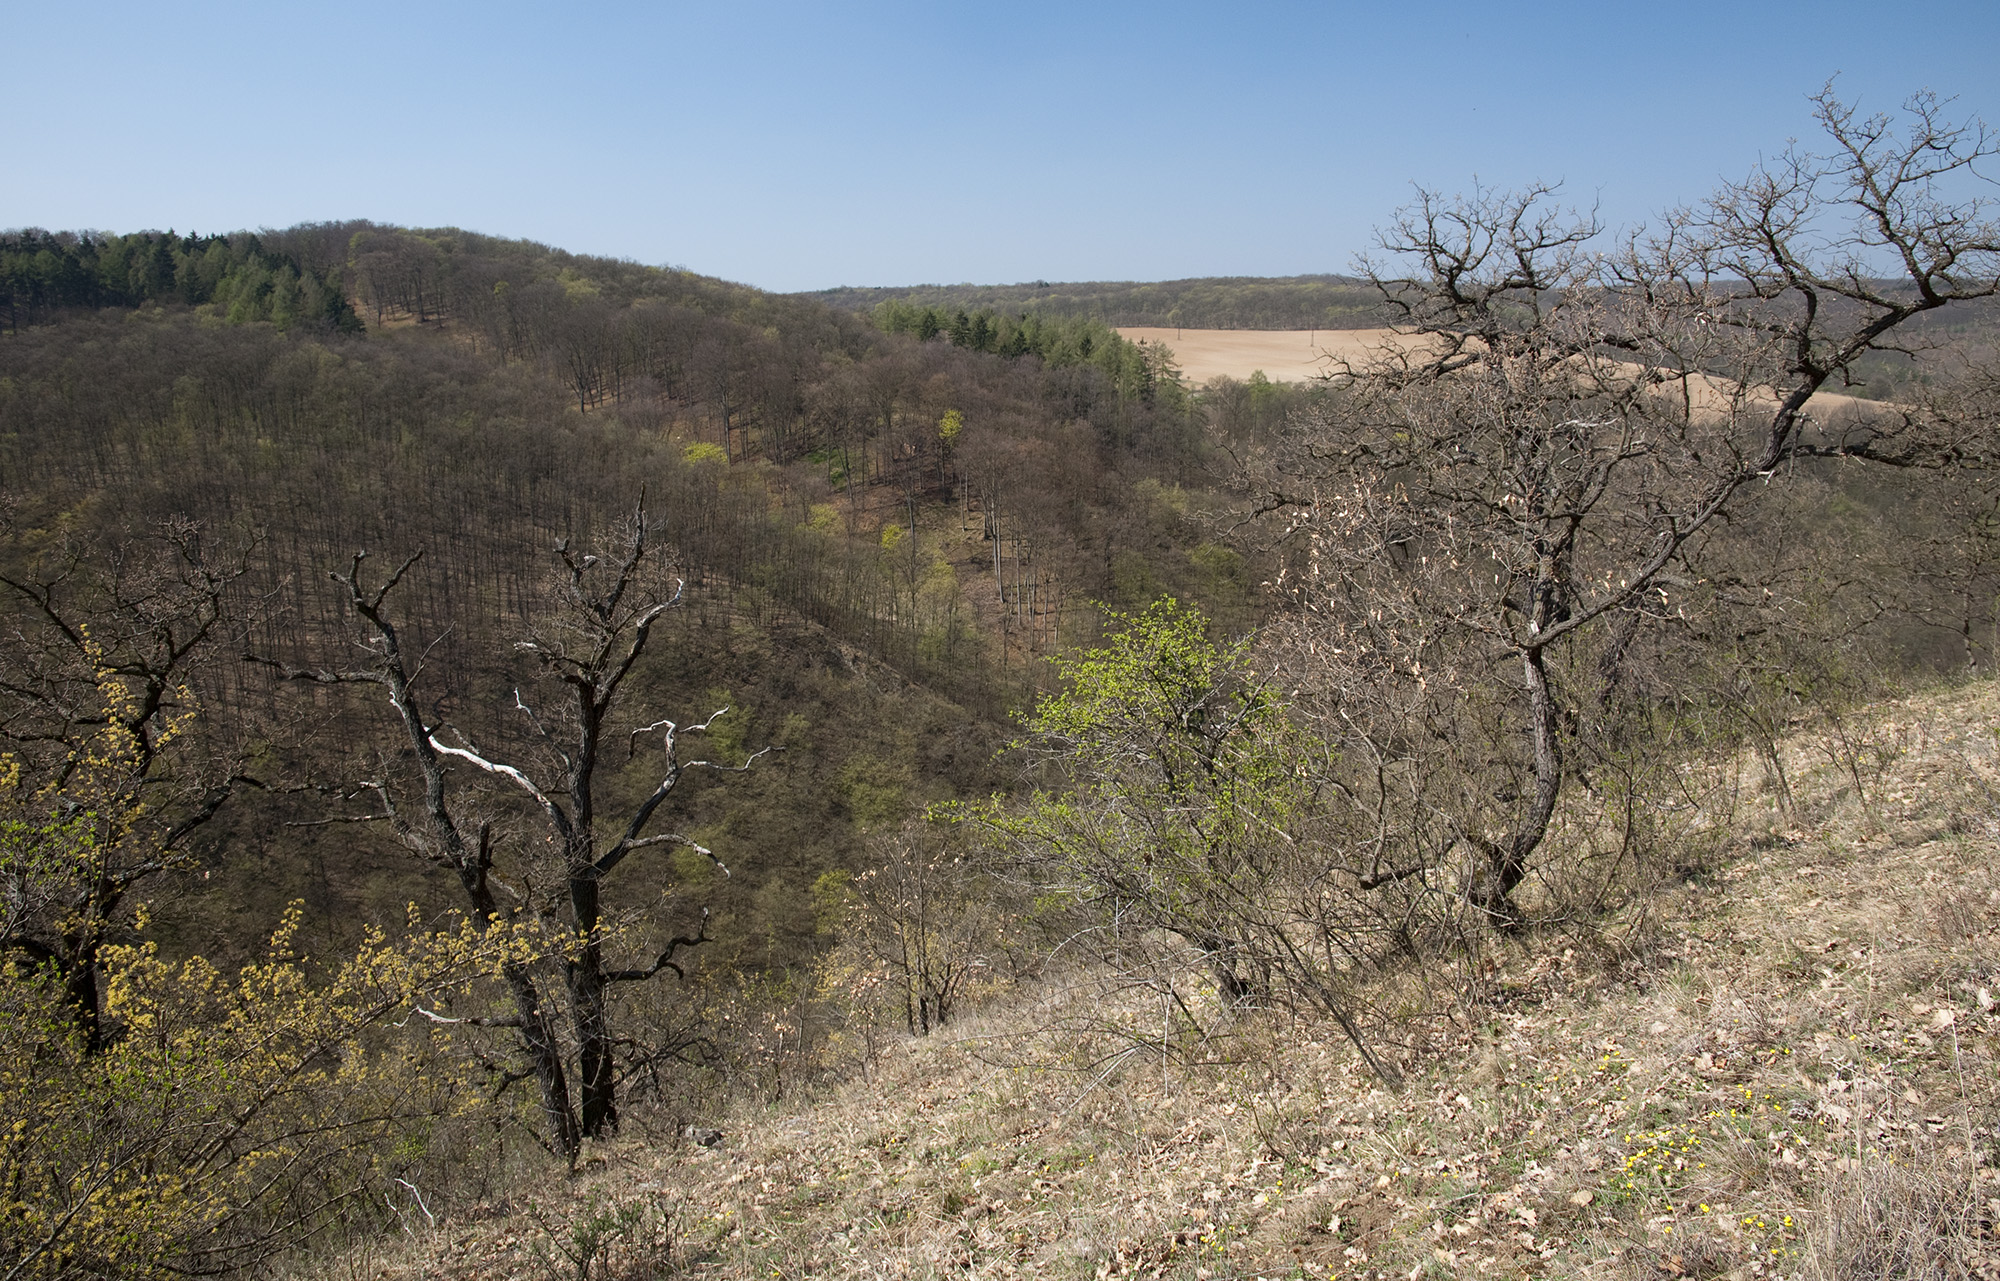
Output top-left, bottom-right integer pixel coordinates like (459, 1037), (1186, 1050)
(427, 732), (572, 839)
(617, 833), (731, 877)
(604, 910), (712, 983)
(395, 1006), (527, 1029)
(284, 814), (393, 828)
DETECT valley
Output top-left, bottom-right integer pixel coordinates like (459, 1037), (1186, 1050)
(4, 87), (2000, 1280)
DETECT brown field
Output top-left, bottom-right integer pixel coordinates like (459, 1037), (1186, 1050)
(1117, 326), (1407, 384)
(1121, 326), (1887, 432)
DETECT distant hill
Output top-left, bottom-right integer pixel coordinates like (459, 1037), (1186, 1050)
(799, 274), (1386, 331)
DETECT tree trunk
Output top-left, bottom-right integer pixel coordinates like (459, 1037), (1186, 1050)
(506, 965), (583, 1160)
(1478, 643), (1562, 929)
(568, 871), (619, 1138)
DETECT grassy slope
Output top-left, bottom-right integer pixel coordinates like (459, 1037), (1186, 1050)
(340, 683), (2000, 1281)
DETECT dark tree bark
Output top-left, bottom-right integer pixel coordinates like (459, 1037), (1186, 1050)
(264, 551), (584, 1161)
(280, 504), (763, 1151)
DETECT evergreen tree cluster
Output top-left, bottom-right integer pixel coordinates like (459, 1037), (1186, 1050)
(819, 274), (1384, 330)
(0, 229), (362, 333)
(870, 300), (1184, 408)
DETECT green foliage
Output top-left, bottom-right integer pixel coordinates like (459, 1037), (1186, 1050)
(950, 600), (1302, 966)
(838, 755), (912, 829)
(947, 600), (1408, 1080)
(819, 274), (1384, 330)
(0, 230), (361, 332)
(1023, 597), (1293, 820)
(870, 299), (1158, 385)
(0, 898), (523, 1279)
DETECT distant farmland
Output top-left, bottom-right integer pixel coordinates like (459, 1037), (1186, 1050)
(1121, 328), (1896, 440)
(1117, 327), (1403, 384)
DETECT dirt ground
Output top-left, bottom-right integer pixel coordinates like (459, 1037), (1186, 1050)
(1116, 326), (1406, 384)
(1119, 328), (1889, 440)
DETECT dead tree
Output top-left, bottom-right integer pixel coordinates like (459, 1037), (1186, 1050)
(265, 551), (582, 1160)
(275, 502), (759, 1156)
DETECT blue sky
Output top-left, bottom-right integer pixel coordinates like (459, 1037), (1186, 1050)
(6, 1), (1996, 292)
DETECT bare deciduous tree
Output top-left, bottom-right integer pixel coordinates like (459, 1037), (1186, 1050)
(273, 502), (762, 1158)
(827, 821), (995, 1038)
(1250, 87), (2000, 927)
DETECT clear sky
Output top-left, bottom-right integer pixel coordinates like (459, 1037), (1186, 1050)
(5, 0), (1996, 293)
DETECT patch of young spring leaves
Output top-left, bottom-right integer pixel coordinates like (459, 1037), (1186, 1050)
(0, 893), (547, 1278)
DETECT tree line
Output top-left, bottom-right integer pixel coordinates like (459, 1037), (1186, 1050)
(0, 229), (362, 333)
(811, 273), (1386, 330)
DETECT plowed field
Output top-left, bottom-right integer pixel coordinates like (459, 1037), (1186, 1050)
(1116, 326), (1405, 383)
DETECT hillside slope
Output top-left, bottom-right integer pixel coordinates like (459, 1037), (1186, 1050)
(351, 683), (2000, 1280)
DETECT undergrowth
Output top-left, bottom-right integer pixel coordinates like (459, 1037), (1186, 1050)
(322, 683), (2000, 1280)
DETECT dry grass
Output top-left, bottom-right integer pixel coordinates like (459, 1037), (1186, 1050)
(331, 683), (2000, 1280)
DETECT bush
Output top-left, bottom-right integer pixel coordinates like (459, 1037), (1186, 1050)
(0, 904), (525, 1279)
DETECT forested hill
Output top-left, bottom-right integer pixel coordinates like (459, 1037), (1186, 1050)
(0, 221), (834, 340)
(10, 93), (2000, 1280)
(801, 273), (1386, 330)
(6, 195), (2000, 1279)
(0, 218), (1271, 979)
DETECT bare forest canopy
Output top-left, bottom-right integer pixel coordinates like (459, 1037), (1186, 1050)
(2, 209), (1994, 991)
(0, 219), (1273, 974)
(803, 273), (1388, 331)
